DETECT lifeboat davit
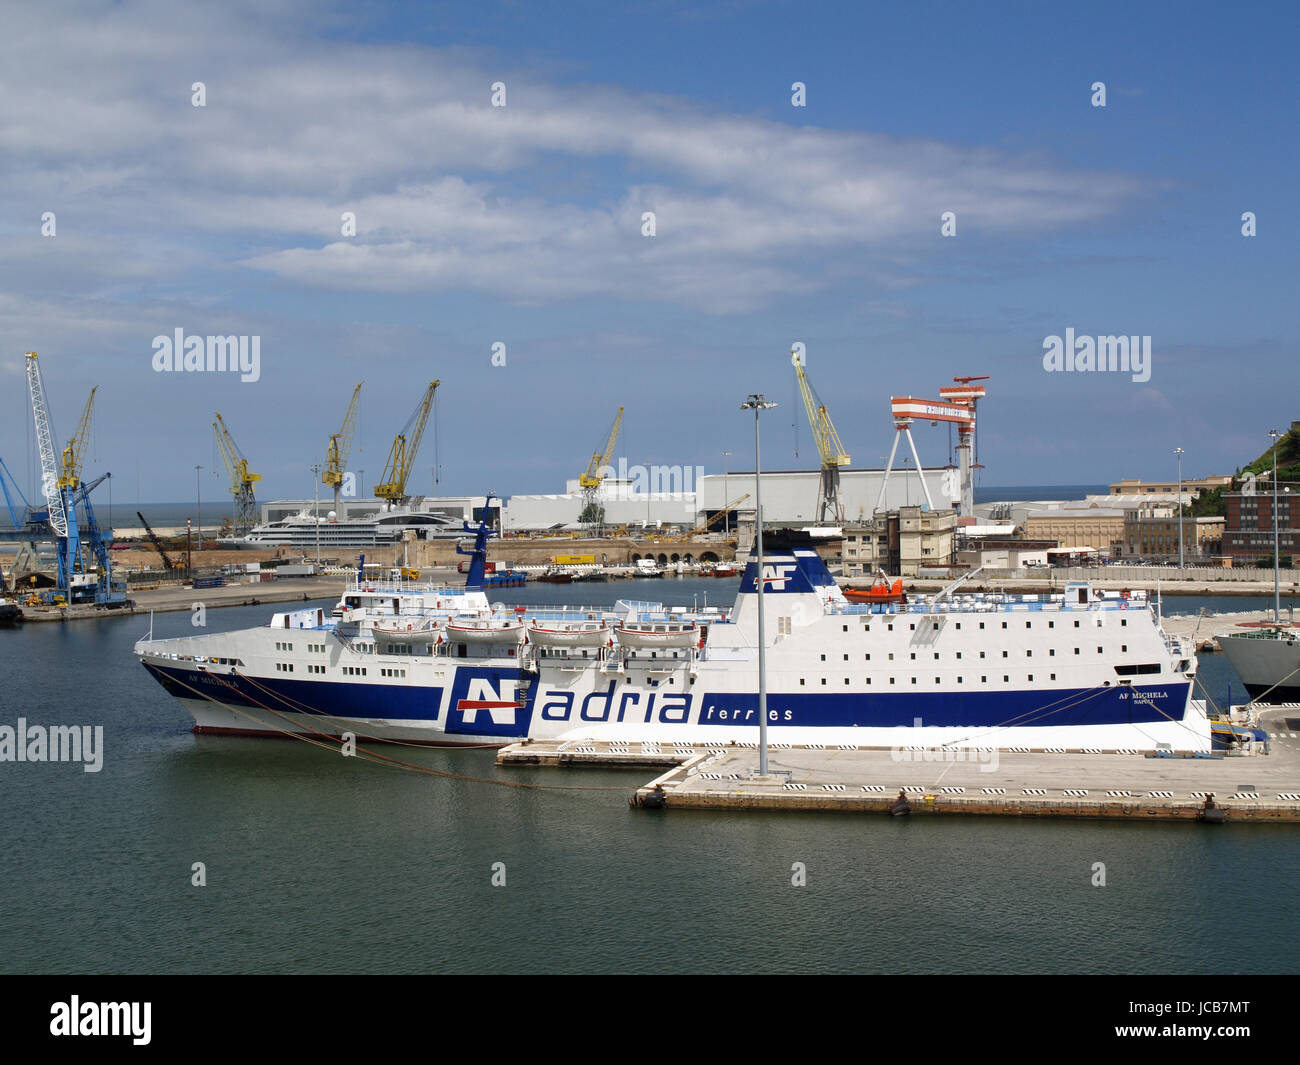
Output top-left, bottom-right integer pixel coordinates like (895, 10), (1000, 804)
(843, 578), (905, 604)
(615, 621), (698, 649)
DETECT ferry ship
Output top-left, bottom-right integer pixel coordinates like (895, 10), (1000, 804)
(216, 505), (464, 550)
(136, 515), (1208, 751)
(1216, 625), (1300, 703)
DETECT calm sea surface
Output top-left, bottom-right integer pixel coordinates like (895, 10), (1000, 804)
(1, 578), (1296, 974)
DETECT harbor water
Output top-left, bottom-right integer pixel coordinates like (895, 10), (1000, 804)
(1, 581), (1297, 974)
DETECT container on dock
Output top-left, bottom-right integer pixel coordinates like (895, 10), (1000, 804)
(271, 564), (317, 578)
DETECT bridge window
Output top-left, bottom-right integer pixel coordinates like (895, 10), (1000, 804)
(1114, 663), (1161, 676)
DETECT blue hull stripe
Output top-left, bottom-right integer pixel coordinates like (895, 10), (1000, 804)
(145, 663), (1188, 734)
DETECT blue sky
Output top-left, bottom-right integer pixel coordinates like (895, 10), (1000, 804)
(2, 0), (1295, 509)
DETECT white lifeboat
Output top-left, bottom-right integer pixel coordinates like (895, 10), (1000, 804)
(446, 617), (525, 644)
(527, 620), (609, 647)
(615, 620), (698, 649)
(371, 618), (441, 644)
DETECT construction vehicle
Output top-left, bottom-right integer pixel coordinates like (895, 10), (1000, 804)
(374, 381), (439, 505)
(214, 413), (261, 534)
(137, 511), (179, 571)
(578, 406), (623, 531)
(792, 348), (850, 524)
(323, 381), (363, 511)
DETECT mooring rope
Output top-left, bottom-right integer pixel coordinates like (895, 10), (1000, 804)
(162, 668), (631, 792)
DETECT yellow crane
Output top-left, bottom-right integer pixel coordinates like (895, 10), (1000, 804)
(578, 405), (623, 531)
(792, 347), (850, 524)
(59, 386), (97, 491)
(323, 381), (363, 511)
(374, 380), (439, 505)
(669, 493), (751, 542)
(213, 412), (261, 534)
(694, 492), (750, 536)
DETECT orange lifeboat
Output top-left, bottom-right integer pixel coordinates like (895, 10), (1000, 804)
(843, 578), (905, 604)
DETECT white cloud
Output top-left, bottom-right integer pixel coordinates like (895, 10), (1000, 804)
(0, 1), (1142, 315)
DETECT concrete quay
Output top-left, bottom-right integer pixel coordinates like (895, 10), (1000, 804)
(14, 576), (346, 623)
(499, 707), (1300, 823)
(1160, 610), (1297, 650)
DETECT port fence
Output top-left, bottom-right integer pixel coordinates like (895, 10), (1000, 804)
(1057, 565), (1295, 584)
(913, 564), (1298, 584)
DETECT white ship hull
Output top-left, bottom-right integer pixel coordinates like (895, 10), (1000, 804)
(137, 534), (1208, 753)
(1217, 628), (1300, 703)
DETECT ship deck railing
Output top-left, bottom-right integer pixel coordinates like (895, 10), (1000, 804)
(1219, 627), (1297, 640)
(830, 597), (1151, 616)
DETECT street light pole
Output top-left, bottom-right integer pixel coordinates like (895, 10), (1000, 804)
(1270, 430), (1281, 623)
(1174, 447), (1184, 571)
(310, 463), (321, 566)
(721, 450), (731, 532)
(194, 464), (202, 550)
(741, 394), (777, 777)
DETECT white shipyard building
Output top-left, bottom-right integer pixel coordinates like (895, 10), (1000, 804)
(500, 467), (958, 532)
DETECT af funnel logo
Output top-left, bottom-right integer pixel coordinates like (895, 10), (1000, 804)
(446, 671), (531, 737)
(744, 559), (810, 593)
